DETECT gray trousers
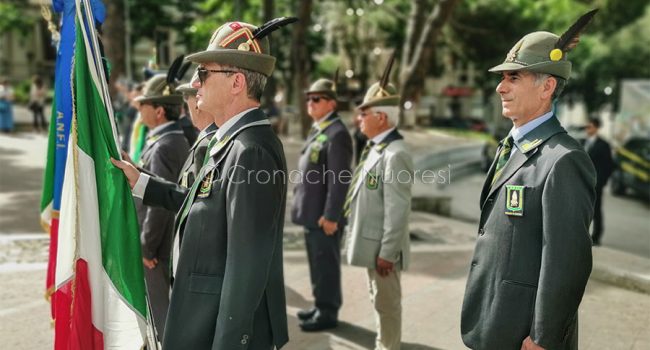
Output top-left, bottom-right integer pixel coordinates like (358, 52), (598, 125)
(144, 258), (170, 341)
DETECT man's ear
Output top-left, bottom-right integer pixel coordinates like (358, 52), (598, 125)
(378, 112), (389, 126)
(232, 73), (246, 95)
(157, 105), (170, 123)
(542, 76), (558, 100)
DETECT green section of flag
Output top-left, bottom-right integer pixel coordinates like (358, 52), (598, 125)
(40, 101), (58, 214)
(74, 20), (147, 317)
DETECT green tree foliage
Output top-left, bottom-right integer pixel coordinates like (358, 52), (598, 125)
(450, 0), (650, 112)
(127, 0), (198, 45)
(575, 4), (650, 111)
(0, 1), (37, 36)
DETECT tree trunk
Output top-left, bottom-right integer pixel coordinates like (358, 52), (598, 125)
(399, 0), (460, 124)
(291, 0), (312, 138)
(102, 1), (125, 98)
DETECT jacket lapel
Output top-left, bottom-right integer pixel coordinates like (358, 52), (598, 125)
(189, 123), (218, 151)
(140, 122), (183, 165)
(480, 146), (500, 207)
(301, 112), (340, 153)
(176, 109), (270, 229)
(484, 149), (533, 202)
(350, 129), (404, 200)
(482, 116), (566, 207)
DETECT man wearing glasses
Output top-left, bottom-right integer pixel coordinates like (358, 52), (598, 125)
(344, 61), (413, 349)
(291, 78), (352, 332)
(113, 18), (295, 349)
(166, 20), (293, 349)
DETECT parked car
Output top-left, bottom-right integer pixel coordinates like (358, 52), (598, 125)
(610, 136), (650, 199)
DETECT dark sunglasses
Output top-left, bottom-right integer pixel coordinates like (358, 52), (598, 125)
(196, 67), (237, 85)
(305, 96), (330, 103)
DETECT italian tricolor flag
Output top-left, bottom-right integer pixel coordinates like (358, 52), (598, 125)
(48, 1), (148, 348)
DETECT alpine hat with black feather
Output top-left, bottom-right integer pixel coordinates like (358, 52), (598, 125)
(135, 54), (191, 105)
(186, 17), (298, 77)
(358, 51), (399, 110)
(305, 69), (339, 100)
(489, 9), (598, 80)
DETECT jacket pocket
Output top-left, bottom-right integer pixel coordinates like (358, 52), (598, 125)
(361, 220), (383, 241)
(485, 280), (537, 349)
(188, 273), (224, 295)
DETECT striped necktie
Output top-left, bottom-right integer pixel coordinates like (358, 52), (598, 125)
(202, 135), (219, 165)
(308, 124), (319, 138)
(343, 141), (374, 218)
(491, 135), (514, 186)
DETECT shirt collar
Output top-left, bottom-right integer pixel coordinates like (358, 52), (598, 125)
(147, 120), (175, 138)
(312, 111), (335, 130)
(197, 123), (215, 139)
(371, 127), (396, 144)
(215, 107), (257, 141)
(510, 110), (554, 144)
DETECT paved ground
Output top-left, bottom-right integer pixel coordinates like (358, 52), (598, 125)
(415, 172), (650, 259)
(3, 219), (650, 349)
(1, 113), (649, 349)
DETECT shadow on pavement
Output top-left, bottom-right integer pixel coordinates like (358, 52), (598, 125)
(0, 192), (43, 233)
(332, 321), (445, 350)
(0, 144), (45, 233)
(407, 250), (472, 280)
(0, 146), (44, 193)
(285, 285), (311, 310)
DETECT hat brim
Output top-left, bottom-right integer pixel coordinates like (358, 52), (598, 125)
(357, 95), (400, 110)
(134, 94), (184, 105)
(175, 86), (197, 95)
(186, 49), (276, 77)
(489, 60), (571, 80)
(304, 90), (337, 100)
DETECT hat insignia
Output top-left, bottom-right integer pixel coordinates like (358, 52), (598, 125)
(506, 40), (523, 62)
(375, 87), (390, 98)
(220, 28), (260, 53)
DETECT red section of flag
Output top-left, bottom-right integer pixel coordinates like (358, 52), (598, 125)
(68, 259), (104, 350)
(46, 218), (59, 318)
(53, 283), (72, 350)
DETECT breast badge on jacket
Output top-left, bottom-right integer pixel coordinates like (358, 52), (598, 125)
(505, 185), (524, 216)
(197, 169), (214, 199)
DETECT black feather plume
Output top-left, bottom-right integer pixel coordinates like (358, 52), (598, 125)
(380, 51), (396, 90)
(167, 54), (185, 85)
(252, 17), (299, 40)
(176, 61), (192, 82)
(555, 9), (598, 51)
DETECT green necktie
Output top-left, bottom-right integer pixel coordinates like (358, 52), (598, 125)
(491, 135), (514, 186)
(203, 136), (219, 165)
(177, 135), (221, 232)
(343, 141), (374, 218)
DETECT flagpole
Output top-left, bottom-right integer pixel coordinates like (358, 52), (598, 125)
(77, 0), (122, 160)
